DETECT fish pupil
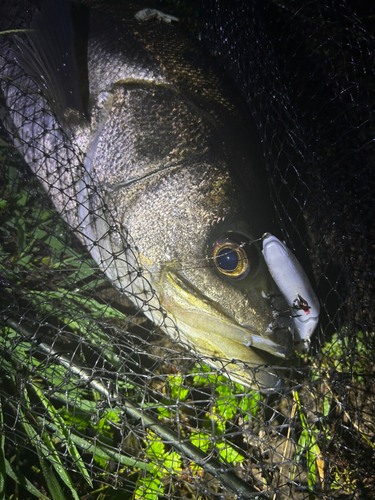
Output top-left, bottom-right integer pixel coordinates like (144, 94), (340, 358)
(216, 248), (239, 271)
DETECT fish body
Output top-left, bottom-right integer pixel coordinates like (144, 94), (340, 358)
(0, 0), (300, 389)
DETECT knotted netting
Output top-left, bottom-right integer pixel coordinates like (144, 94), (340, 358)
(0, 0), (374, 499)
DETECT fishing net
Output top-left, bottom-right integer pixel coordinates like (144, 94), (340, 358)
(1, 0), (374, 499)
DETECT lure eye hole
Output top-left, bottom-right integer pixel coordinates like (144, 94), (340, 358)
(212, 238), (250, 279)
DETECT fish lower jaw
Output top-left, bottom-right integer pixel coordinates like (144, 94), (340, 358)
(164, 313), (282, 391)
(110, 269), (283, 390)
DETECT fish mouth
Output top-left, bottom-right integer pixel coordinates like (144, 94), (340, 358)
(158, 268), (291, 390)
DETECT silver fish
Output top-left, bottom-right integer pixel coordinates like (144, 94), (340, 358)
(0, 0), (296, 390)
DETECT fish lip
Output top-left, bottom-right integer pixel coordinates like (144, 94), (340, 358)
(159, 268), (292, 359)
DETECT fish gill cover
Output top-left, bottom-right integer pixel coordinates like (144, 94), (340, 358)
(0, 0), (374, 499)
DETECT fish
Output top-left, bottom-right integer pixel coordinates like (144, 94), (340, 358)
(0, 0), (313, 390)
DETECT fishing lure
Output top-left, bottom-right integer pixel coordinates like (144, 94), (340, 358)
(262, 233), (320, 346)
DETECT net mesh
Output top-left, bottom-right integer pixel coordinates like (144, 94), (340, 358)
(1, 0), (374, 499)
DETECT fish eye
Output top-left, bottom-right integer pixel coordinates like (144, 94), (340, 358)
(212, 234), (258, 280)
(216, 247), (239, 272)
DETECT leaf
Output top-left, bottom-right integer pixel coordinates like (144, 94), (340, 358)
(148, 437), (166, 460)
(216, 441), (245, 465)
(18, 392), (80, 500)
(163, 450), (182, 472)
(134, 477), (163, 500)
(41, 431), (80, 500)
(47, 418), (156, 472)
(0, 401), (6, 500)
(157, 406), (171, 419)
(190, 432), (210, 453)
(168, 375), (189, 400)
(215, 395), (237, 421)
(323, 395), (331, 418)
(4, 459), (50, 500)
(294, 391), (325, 490)
(32, 383), (93, 488)
(39, 459), (67, 500)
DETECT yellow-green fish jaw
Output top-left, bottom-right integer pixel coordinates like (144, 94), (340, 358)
(157, 268), (285, 390)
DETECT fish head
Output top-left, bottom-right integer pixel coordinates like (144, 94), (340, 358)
(88, 86), (294, 390)
(116, 155), (295, 391)
(153, 224), (293, 390)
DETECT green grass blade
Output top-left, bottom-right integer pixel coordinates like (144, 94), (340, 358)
(0, 400), (5, 500)
(0, 29), (34, 35)
(45, 419), (157, 473)
(4, 459), (50, 500)
(32, 384), (93, 488)
(18, 393), (80, 500)
(41, 432), (80, 500)
(293, 391), (324, 490)
(38, 459), (67, 500)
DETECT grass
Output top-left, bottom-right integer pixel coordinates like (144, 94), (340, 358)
(292, 390), (325, 491)
(321, 329), (374, 386)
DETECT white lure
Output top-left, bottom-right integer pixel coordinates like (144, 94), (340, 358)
(135, 9), (179, 23)
(262, 233), (320, 346)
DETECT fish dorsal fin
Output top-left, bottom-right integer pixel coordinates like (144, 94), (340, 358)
(14, 0), (89, 128)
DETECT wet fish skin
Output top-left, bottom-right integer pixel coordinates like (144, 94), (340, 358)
(0, 0), (293, 390)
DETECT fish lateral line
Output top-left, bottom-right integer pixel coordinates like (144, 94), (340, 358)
(106, 163), (186, 192)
